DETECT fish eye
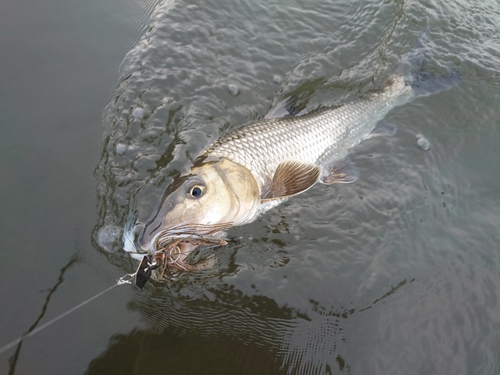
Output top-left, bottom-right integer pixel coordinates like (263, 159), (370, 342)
(185, 178), (206, 199)
(189, 185), (203, 198)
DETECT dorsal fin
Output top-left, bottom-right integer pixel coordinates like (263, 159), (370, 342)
(261, 161), (320, 201)
(264, 97), (299, 119)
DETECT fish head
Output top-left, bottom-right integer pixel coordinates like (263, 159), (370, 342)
(138, 158), (260, 250)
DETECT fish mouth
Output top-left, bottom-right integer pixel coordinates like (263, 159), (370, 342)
(146, 222), (233, 277)
(151, 222), (233, 250)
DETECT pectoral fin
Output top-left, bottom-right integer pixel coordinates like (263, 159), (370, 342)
(319, 158), (359, 185)
(262, 161), (320, 201)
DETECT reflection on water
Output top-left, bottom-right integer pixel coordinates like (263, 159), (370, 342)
(87, 328), (289, 375)
(86, 288), (296, 374)
(92, 0), (500, 373)
(85, 276), (412, 374)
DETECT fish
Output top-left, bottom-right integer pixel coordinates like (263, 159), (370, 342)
(122, 216), (230, 285)
(131, 27), (460, 279)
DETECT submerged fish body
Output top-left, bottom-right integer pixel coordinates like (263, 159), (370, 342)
(135, 28), (459, 269)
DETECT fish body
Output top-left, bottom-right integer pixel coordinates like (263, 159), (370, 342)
(135, 28), (459, 270)
(207, 76), (412, 198)
(138, 76), (415, 248)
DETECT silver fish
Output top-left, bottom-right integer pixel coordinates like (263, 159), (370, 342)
(135, 28), (459, 271)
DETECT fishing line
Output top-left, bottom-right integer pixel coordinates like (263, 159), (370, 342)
(0, 273), (136, 355)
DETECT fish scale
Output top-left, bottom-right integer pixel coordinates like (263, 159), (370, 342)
(207, 76), (412, 188)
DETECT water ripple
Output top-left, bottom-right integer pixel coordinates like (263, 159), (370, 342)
(93, 0), (500, 373)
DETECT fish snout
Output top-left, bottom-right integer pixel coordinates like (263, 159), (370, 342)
(138, 222), (161, 251)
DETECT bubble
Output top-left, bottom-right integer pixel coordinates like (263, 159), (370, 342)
(132, 107), (145, 119)
(416, 135), (431, 151)
(228, 84), (239, 96)
(116, 143), (127, 155)
(97, 225), (122, 252)
(273, 75), (282, 84)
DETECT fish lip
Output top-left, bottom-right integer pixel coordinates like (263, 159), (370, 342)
(149, 231), (162, 252)
(157, 222), (231, 242)
(149, 232), (198, 254)
(147, 222), (233, 253)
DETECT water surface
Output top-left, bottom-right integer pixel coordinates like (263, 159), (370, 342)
(1, 0), (500, 374)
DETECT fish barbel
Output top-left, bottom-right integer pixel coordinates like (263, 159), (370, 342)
(133, 27), (459, 276)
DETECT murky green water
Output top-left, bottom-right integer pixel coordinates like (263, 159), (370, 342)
(2, 0), (500, 374)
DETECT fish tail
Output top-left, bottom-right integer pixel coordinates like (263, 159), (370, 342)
(399, 26), (461, 97)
